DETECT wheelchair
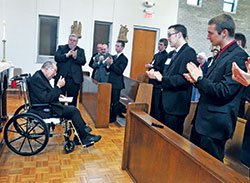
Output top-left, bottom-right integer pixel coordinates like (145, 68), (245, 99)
(4, 74), (92, 156)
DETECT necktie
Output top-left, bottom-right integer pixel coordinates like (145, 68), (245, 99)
(171, 50), (177, 60)
(156, 52), (160, 61)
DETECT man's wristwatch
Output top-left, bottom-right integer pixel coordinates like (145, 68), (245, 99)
(196, 75), (203, 83)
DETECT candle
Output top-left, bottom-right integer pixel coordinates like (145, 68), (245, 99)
(2, 20), (6, 41)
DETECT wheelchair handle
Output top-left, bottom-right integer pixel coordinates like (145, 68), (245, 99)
(10, 73), (30, 81)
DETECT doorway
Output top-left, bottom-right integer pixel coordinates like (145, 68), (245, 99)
(130, 28), (157, 80)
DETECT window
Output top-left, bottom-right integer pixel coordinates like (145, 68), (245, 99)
(187, 0), (202, 7)
(92, 21), (112, 55)
(223, 0), (238, 13)
(37, 15), (59, 63)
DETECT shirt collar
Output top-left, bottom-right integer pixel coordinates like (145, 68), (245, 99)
(175, 42), (186, 53)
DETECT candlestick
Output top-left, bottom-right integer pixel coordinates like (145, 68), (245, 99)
(2, 40), (6, 62)
(2, 20), (6, 41)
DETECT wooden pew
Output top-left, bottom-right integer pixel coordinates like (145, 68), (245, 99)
(119, 76), (153, 113)
(122, 103), (250, 183)
(183, 101), (197, 139)
(79, 76), (111, 128)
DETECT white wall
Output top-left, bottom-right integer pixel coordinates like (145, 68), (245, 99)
(0, 0), (179, 77)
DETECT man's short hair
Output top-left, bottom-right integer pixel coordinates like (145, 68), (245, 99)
(159, 38), (168, 47)
(69, 34), (78, 40)
(117, 40), (125, 47)
(208, 13), (235, 38)
(168, 24), (187, 39)
(41, 61), (53, 69)
(235, 33), (246, 48)
(102, 44), (109, 48)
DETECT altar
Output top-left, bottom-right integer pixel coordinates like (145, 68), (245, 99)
(0, 62), (13, 132)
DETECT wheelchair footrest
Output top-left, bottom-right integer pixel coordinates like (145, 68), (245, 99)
(82, 141), (94, 148)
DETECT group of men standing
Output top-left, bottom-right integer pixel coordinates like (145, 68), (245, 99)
(55, 36), (128, 124)
(29, 12), (249, 165)
(146, 13), (249, 163)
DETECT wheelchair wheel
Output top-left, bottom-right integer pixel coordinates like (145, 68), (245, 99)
(14, 104), (29, 115)
(63, 140), (75, 154)
(13, 104), (30, 134)
(4, 113), (49, 156)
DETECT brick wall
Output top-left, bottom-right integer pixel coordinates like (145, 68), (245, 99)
(177, 0), (250, 57)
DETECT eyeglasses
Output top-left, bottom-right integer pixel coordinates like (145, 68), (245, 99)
(167, 32), (178, 38)
(69, 39), (78, 42)
(49, 67), (57, 72)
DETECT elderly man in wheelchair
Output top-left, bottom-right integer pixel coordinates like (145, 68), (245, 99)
(4, 61), (101, 156)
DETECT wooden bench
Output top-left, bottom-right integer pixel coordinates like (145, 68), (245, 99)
(119, 76), (153, 113)
(122, 103), (250, 183)
(79, 75), (111, 128)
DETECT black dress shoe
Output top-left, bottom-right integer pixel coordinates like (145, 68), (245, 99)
(84, 126), (92, 133)
(118, 113), (126, 118)
(109, 118), (116, 123)
(80, 134), (102, 145)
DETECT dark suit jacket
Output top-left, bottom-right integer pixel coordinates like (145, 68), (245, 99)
(29, 70), (64, 118)
(161, 43), (198, 116)
(194, 42), (248, 140)
(89, 52), (98, 79)
(149, 50), (168, 88)
(54, 44), (86, 84)
(107, 53), (128, 90)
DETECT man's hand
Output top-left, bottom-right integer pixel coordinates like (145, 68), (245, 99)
(186, 62), (203, 82)
(57, 76), (65, 88)
(145, 64), (153, 68)
(66, 50), (73, 58)
(145, 70), (163, 81)
(106, 57), (113, 66)
(183, 73), (196, 83)
(154, 71), (163, 82)
(146, 69), (156, 79)
(232, 59), (250, 87)
(59, 94), (66, 99)
(72, 50), (77, 59)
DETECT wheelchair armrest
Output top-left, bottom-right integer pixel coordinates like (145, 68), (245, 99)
(31, 104), (51, 108)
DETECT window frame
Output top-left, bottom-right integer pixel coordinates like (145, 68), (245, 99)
(223, 0), (238, 13)
(187, 0), (202, 7)
(37, 15), (60, 63)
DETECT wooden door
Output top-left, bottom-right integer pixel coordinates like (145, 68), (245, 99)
(130, 29), (156, 80)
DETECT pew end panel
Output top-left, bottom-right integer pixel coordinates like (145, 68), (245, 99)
(80, 76), (111, 128)
(96, 83), (111, 128)
(122, 103), (250, 183)
(135, 83), (153, 114)
(120, 76), (153, 113)
(122, 102), (149, 170)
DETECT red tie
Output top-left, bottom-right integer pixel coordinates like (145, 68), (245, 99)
(156, 52), (160, 61)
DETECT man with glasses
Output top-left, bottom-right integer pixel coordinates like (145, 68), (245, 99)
(55, 34), (86, 106)
(92, 44), (112, 82)
(146, 24), (198, 135)
(29, 61), (101, 147)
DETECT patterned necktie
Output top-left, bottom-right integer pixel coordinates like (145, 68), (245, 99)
(171, 50), (177, 60)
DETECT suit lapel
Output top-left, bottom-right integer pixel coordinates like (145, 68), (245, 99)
(206, 42), (237, 78)
(165, 43), (188, 74)
(38, 70), (53, 89)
